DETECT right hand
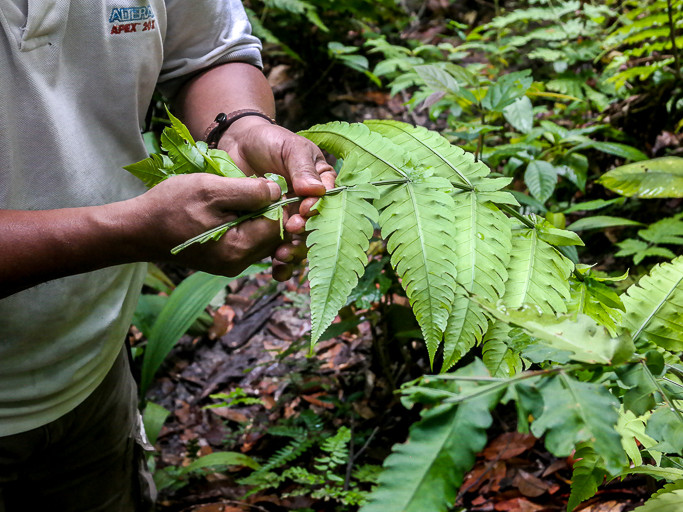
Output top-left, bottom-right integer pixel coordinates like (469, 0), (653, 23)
(129, 173), (283, 276)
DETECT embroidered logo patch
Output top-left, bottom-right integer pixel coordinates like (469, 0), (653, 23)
(109, 6), (156, 35)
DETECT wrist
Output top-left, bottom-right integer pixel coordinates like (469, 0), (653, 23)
(204, 109), (275, 148)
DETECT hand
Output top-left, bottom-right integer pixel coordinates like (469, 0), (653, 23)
(130, 173), (283, 277)
(217, 117), (337, 280)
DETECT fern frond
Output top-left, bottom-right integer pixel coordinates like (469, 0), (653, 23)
(633, 480), (683, 512)
(567, 442), (606, 512)
(363, 120), (489, 187)
(622, 256), (683, 351)
(375, 178), (458, 364)
(482, 325), (523, 378)
(442, 192), (512, 369)
(306, 183), (380, 346)
(299, 122), (416, 182)
(501, 226), (573, 313)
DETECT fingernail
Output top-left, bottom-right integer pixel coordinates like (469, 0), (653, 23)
(267, 181), (281, 201)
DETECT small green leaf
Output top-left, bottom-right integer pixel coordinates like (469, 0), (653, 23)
(567, 215), (645, 231)
(503, 95), (534, 134)
(598, 157), (683, 198)
(525, 161), (558, 204)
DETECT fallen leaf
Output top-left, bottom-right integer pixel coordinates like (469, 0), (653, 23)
(483, 432), (537, 461)
(208, 305), (235, 340)
(580, 500), (628, 512)
(511, 469), (550, 498)
(494, 497), (545, 512)
(301, 393), (335, 409)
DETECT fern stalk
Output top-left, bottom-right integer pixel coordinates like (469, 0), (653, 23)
(171, 178), (410, 254)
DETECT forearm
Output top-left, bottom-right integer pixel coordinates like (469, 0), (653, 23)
(0, 201), (144, 298)
(175, 61), (275, 140)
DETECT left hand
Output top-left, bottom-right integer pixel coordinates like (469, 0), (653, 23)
(217, 116), (337, 281)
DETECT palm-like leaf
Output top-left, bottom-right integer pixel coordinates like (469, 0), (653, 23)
(363, 119), (489, 186)
(622, 255), (683, 351)
(306, 183), (380, 346)
(299, 121), (415, 182)
(375, 177), (458, 363)
(442, 192), (512, 369)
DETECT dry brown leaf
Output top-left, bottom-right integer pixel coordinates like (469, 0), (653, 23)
(580, 500), (628, 512)
(483, 432), (536, 461)
(494, 497), (545, 512)
(511, 469), (550, 498)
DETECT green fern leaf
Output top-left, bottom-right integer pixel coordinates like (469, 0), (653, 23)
(123, 153), (173, 188)
(306, 183), (380, 346)
(633, 481), (683, 512)
(567, 442), (606, 512)
(442, 192), (512, 369)
(363, 119), (489, 187)
(375, 177), (458, 363)
(482, 325), (523, 377)
(502, 226), (573, 313)
(299, 122), (415, 182)
(360, 361), (499, 512)
(622, 256), (683, 351)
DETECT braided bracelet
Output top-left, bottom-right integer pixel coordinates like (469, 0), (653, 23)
(203, 109), (276, 148)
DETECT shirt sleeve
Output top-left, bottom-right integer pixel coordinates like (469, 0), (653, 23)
(157, 0), (263, 98)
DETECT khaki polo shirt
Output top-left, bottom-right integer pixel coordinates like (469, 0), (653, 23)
(0, 0), (262, 436)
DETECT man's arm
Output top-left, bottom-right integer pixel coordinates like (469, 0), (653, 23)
(0, 175), (282, 298)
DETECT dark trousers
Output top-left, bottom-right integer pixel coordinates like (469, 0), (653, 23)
(0, 348), (156, 511)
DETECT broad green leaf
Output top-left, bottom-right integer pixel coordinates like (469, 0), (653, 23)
(363, 119), (489, 187)
(300, 121), (416, 182)
(503, 95), (534, 134)
(645, 406), (683, 454)
(569, 274), (624, 336)
(161, 128), (207, 175)
(306, 183), (380, 346)
(535, 220), (584, 247)
(483, 306), (634, 365)
(207, 149), (246, 178)
(166, 107), (196, 144)
(442, 193), (512, 369)
(567, 215), (645, 231)
(123, 154), (173, 188)
(414, 64), (459, 93)
(585, 141), (648, 161)
(632, 481), (683, 512)
(140, 267), (260, 395)
(622, 256), (683, 351)
(361, 362), (500, 512)
(621, 465), (683, 482)
(481, 70), (533, 113)
(532, 374), (626, 474)
(567, 442), (606, 512)
(183, 451), (260, 473)
(142, 402), (171, 446)
(375, 178), (458, 364)
(525, 161), (558, 204)
(597, 157), (683, 198)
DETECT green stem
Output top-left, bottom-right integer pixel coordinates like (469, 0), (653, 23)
(171, 178), (410, 254)
(641, 360), (683, 426)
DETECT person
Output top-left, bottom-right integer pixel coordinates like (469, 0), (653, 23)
(0, 1), (335, 510)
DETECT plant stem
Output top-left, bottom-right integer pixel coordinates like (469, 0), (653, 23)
(641, 360), (683, 425)
(171, 178), (411, 254)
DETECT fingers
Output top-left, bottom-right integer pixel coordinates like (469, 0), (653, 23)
(282, 141), (334, 197)
(209, 176), (281, 211)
